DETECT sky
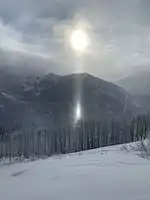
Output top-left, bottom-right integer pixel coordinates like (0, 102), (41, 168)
(0, 0), (150, 80)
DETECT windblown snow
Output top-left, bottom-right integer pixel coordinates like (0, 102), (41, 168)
(0, 143), (150, 200)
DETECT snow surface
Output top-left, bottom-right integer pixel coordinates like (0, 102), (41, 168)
(0, 143), (150, 200)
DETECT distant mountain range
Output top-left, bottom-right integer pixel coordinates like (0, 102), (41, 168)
(116, 71), (150, 95)
(116, 70), (150, 112)
(0, 70), (136, 131)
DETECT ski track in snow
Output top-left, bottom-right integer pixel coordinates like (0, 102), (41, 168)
(0, 143), (150, 200)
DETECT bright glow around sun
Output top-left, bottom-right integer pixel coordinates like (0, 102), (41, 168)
(70, 29), (89, 52)
(75, 102), (81, 121)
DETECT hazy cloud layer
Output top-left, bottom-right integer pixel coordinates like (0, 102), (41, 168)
(0, 0), (150, 80)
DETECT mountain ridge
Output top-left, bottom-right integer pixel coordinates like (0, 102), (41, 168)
(0, 71), (135, 130)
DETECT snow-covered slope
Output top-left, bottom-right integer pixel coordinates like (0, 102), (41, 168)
(0, 143), (150, 200)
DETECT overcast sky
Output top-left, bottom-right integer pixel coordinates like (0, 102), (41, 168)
(0, 0), (150, 80)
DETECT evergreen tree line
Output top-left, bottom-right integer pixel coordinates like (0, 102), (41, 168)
(0, 114), (149, 161)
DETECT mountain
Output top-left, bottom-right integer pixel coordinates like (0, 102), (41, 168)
(26, 73), (135, 118)
(0, 71), (135, 130)
(117, 71), (150, 95)
(116, 71), (150, 112)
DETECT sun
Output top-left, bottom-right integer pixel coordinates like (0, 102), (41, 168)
(70, 29), (89, 52)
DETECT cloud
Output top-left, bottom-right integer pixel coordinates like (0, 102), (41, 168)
(0, 0), (150, 79)
(0, 18), (56, 58)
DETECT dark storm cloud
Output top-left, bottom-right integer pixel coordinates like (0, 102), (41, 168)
(0, 0), (150, 79)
